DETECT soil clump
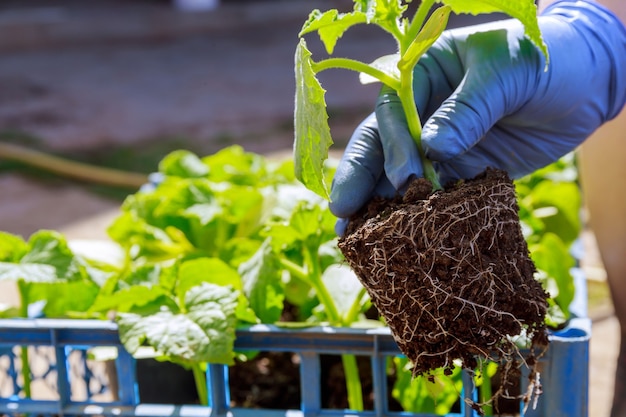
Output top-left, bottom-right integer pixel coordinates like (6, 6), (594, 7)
(338, 168), (550, 411)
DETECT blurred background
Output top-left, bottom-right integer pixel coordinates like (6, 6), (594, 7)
(0, 1), (617, 415)
(0, 0), (391, 238)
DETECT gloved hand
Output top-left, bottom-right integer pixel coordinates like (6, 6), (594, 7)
(329, 0), (626, 228)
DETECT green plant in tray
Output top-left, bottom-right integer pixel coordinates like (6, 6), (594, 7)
(0, 145), (579, 414)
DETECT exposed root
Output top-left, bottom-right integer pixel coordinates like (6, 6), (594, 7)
(338, 169), (549, 414)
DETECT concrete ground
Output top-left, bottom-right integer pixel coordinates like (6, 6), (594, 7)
(0, 1), (618, 415)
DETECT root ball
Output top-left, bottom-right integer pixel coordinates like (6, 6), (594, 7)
(338, 168), (549, 410)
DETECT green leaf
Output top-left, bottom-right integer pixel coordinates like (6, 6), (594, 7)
(525, 181), (581, 246)
(299, 9), (367, 54)
(159, 150), (209, 178)
(89, 284), (176, 315)
(354, 0), (407, 35)
(0, 232), (28, 262)
(201, 146), (270, 186)
(294, 39), (333, 200)
(178, 258), (258, 324)
(22, 231), (84, 281)
(392, 357), (462, 414)
(238, 240), (285, 324)
(265, 202), (334, 253)
(118, 282), (239, 365)
(19, 279), (100, 317)
(177, 258), (241, 301)
(530, 233), (576, 318)
(438, 0), (548, 61)
(321, 264), (363, 319)
(359, 54), (400, 85)
(108, 212), (191, 260)
(0, 231), (86, 285)
(0, 262), (59, 283)
(398, 6), (451, 71)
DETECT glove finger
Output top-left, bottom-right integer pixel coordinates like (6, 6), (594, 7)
(412, 35), (465, 122)
(329, 113), (384, 219)
(334, 174), (396, 236)
(376, 88), (423, 191)
(421, 29), (521, 164)
(334, 218), (349, 237)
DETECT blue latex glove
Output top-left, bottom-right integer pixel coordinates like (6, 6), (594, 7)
(330, 0), (626, 229)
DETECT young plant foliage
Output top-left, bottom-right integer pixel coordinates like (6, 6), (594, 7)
(294, 0), (553, 413)
(294, 0), (547, 199)
(0, 147), (579, 414)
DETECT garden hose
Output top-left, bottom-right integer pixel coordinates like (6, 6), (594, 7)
(0, 142), (148, 189)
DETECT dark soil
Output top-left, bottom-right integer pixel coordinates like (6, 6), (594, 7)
(228, 351), (404, 411)
(338, 168), (550, 412)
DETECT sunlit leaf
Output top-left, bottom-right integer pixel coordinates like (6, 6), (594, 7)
(299, 9), (367, 54)
(118, 282), (239, 365)
(294, 39), (332, 200)
(438, 0), (548, 61)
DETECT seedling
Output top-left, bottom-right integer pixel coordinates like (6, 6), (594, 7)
(294, 0), (547, 198)
(294, 1), (552, 414)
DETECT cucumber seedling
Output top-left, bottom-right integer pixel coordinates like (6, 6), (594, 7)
(294, 1), (550, 413)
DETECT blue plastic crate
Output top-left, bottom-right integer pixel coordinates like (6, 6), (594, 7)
(0, 314), (589, 417)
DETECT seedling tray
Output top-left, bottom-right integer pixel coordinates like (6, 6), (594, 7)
(0, 318), (588, 417)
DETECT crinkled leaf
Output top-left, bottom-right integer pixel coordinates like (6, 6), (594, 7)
(238, 240), (284, 324)
(438, 0), (548, 60)
(178, 258), (258, 324)
(0, 231), (86, 284)
(22, 231), (84, 281)
(353, 0), (406, 35)
(294, 39), (332, 200)
(118, 282), (239, 365)
(299, 9), (367, 54)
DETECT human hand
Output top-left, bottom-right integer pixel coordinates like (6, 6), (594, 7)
(330, 0), (626, 225)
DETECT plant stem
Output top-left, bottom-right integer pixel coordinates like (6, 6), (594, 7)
(192, 363), (209, 406)
(17, 283), (32, 398)
(397, 67), (442, 190)
(478, 362), (494, 416)
(405, 0), (436, 51)
(344, 287), (368, 325)
(301, 247), (364, 411)
(20, 347), (32, 398)
(278, 258), (309, 282)
(304, 246), (341, 325)
(313, 58), (401, 91)
(342, 354), (364, 411)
